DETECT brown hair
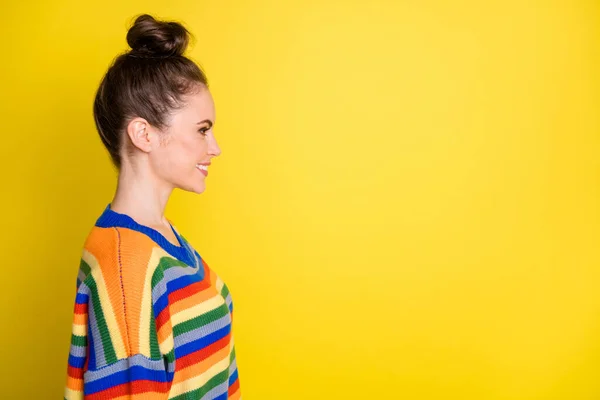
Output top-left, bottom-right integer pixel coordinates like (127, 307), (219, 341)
(93, 13), (209, 169)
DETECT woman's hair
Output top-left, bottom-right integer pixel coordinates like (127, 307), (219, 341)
(93, 14), (209, 169)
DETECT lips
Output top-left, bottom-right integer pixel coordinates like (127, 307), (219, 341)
(196, 163), (208, 176)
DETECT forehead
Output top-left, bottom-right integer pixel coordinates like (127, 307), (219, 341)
(176, 87), (215, 123)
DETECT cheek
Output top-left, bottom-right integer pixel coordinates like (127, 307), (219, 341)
(153, 138), (193, 172)
(175, 136), (205, 167)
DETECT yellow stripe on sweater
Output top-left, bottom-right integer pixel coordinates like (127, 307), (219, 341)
(82, 248), (127, 360)
(138, 246), (167, 357)
(171, 294), (225, 326)
(169, 354), (231, 397)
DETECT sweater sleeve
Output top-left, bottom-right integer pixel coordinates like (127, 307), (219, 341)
(220, 280), (242, 399)
(64, 247), (172, 400)
(63, 285), (89, 399)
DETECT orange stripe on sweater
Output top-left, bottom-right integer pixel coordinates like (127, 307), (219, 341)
(84, 228), (130, 356)
(169, 280), (218, 316)
(173, 336), (232, 384)
(115, 228), (161, 355)
(228, 378), (241, 399)
(65, 372), (84, 390)
(73, 312), (87, 326)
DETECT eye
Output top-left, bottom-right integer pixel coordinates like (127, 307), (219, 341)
(198, 127), (209, 136)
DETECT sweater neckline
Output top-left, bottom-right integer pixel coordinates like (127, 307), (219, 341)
(95, 203), (196, 267)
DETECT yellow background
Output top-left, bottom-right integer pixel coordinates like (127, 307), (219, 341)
(1, 0), (599, 398)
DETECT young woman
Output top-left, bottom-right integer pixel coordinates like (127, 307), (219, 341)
(63, 14), (241, 400)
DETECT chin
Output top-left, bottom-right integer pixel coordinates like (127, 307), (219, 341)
(175, 179), (206, 194)
(191, 181), (206, 194)
(174, 171), (207, 194)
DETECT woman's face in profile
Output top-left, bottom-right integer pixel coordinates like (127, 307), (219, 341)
(151, 86), (221, 194)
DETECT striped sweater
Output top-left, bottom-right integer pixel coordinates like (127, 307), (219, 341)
(64, 204), (241, 399)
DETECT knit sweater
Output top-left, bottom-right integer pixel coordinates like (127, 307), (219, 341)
(64, 204), (241, 399)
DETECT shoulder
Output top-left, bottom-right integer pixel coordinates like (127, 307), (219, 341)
(77, 226), (171, 296)
(74, 227), (170, 361)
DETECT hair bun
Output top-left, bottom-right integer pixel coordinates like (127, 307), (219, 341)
(126, 14), (190, 58)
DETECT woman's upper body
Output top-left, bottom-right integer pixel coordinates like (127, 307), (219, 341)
(64, 204), (241, 400)
(63, 13), (240, 399)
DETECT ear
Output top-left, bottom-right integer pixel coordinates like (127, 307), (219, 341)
(125, 118), (156, 153)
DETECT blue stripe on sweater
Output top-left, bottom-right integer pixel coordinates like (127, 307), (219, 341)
(176, 324), (232, 358)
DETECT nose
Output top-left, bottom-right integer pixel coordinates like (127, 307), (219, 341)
(209, 136), (222, 157)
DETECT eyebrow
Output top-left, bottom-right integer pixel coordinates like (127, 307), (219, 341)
(196, 119), (213, 129)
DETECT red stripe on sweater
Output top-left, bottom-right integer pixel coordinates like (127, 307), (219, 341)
(169, 279), (212, 305)
(74, 302), (88, 314)
(228, 377), (240, 395)
(176, 332), (231, 370)
(67, 365), (84, 379)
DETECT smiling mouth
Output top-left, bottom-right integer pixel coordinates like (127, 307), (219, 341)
(196, 164), (208, 176)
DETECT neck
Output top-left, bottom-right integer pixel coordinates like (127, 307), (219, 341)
(110, 160), (173, 227)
